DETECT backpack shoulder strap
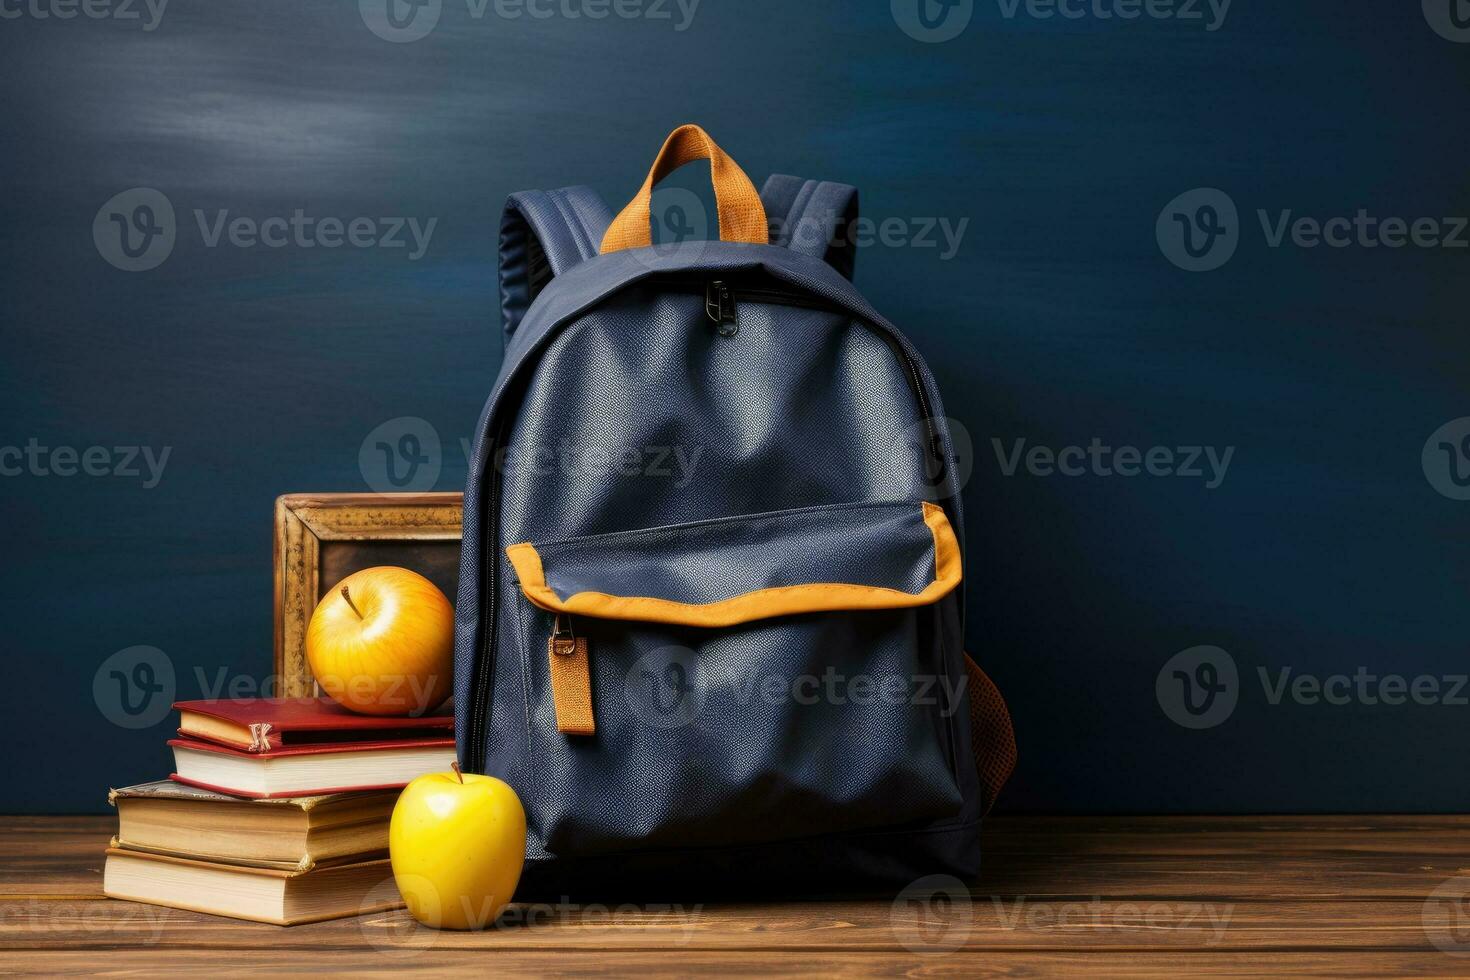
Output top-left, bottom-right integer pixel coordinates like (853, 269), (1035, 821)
(499, 186), (613, 337)
(760, 174), (860, 280)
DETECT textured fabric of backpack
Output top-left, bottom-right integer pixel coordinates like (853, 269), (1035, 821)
(455, 126), (1015, 894)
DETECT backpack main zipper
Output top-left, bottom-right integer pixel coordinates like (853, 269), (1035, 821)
(465, 417), (507, 772)
(464, 279), (950, 774)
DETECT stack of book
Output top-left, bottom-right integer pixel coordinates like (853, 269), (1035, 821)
(104, 697), (455, 925)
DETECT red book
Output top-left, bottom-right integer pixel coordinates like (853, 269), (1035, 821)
(168, 737), (457, 799)
(173, 697), (453, 753)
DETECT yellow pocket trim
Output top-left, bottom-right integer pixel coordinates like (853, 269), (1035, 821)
(505, 502), (962, 628)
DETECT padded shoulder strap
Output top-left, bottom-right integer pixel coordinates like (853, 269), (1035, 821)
(760, 174), (860, 280)
(499, 187), (613, 337)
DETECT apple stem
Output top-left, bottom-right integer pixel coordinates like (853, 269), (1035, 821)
(340, 585), (363, 620)
(451, 761), (464, 784)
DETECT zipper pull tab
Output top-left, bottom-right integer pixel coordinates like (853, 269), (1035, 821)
(705, 280), (738, 336)
(547, 613), (594, 736)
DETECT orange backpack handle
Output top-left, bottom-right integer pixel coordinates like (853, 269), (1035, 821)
(600, 124), (769, 254)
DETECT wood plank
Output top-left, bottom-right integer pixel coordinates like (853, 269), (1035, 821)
(14, 814), (1470, 833)
(0, 897), (1450, 953)
(0, 819), (111, 896)
(979, 854), (1470, 900)
(3, 815), (1469, 976)
(990, 831), (1470, 857)
(4, 949), (1465, 978)
(5, 816), (1470, 901)
(985, 815), (1470, 833)
(8, 850), (1463, 903)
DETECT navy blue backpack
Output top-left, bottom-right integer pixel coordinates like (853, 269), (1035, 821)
(455, 125), (1015, 892)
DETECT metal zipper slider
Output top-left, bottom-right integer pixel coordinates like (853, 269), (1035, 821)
(551, 612), (576, 657)
(705, 280), (738, 336)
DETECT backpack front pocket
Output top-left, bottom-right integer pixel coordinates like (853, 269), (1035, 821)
(505, 500), (967, 857)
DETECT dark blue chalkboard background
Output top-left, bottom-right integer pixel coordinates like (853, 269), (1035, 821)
(1, 1), (1466, 812)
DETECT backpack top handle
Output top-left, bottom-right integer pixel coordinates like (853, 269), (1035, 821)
(600, 124), (769, 254)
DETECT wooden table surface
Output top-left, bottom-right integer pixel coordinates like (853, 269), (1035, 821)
(4, 815), (1469, 976)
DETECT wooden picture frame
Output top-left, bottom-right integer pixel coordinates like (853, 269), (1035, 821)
(273, 492), (464, 697)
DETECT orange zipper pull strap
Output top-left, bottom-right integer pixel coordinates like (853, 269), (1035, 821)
(547, 614), (595, 736)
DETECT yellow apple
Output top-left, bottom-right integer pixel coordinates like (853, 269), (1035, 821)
(390, 764), (526, 929)
(306, 566), (453, 716)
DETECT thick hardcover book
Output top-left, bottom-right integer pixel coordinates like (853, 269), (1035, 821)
(174, 697), (452, 753)
(108, 781), (397, 871)
(169, 737), (455, 799)
(103, 848), (402, 926)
